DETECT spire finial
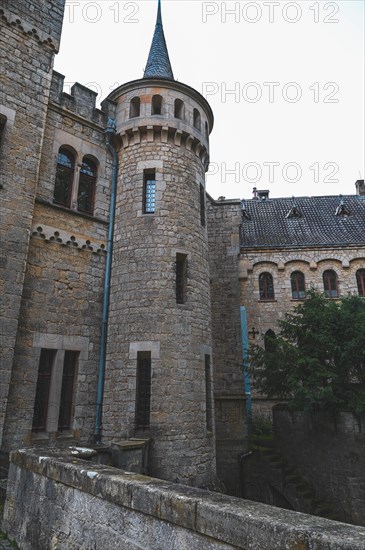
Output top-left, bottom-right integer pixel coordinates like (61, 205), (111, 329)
(143, 0), (174, 80)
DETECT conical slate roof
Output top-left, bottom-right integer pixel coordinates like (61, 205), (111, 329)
(143, 0), (174, 80)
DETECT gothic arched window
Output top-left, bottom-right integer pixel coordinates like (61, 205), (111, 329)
(53, 148), (75, 208)
(323, 270), (339, 298)
(259, 272), (275, 300)
(291, 271), (306, 300)
(78, 157), (97, 214)
(356, 269), (365, 297)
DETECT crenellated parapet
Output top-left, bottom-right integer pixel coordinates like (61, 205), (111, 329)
(108, 78), (213, 171)
(50, 71), (116, 127)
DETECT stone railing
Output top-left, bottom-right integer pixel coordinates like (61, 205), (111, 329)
(2, 448), (365, 549)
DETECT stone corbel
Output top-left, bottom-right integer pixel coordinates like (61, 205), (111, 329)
(147, 126), (154, 143)
(132, 128), (140, 145)
(174, 130), (182, 146)
(121, 133), (129, 148)
(161, 127), (169, 143)
(186, 135), (194, 151)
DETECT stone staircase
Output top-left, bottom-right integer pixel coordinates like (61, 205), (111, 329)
(247, 436), (341, 521)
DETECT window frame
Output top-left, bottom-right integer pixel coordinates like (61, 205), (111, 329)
(53, 147), (75, 208)
(356, 269), (365, 297)
(77, 157), (97, 215)
(323, 269), (339, 298)
(135, 351), (152, 431)
(174, 98), (184, 120)
(291, 271), (306, 300)
(151, 94), (163, 116)
(143, 169), (156, 214)
(193, 108), (201, 131)
(259, 272), (275, 301)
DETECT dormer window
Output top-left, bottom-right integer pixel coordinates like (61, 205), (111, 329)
(286, 206), (302, 218)
(335, 200), (350, 217)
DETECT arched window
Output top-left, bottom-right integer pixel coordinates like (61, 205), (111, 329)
(174, 98), (184, 120)
(259, 272), (274, 300)
(53, 148), (75, 207)
(130, 97), (140, 118)
(291, 271), (306, 300)
(323, 270), (339, 298)
(193, 108), (201, 131)
(78, 158), (97, 214)
(356, 269), (365, 297)
(264, 330), (277, 353)
(151, 95), (163, 115)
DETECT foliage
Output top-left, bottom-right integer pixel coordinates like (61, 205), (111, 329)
(251, 414), (273, 437)
(250, 291), (365, 414)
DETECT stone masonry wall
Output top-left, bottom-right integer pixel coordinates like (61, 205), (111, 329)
(207, 198), (248, 495)
(240, 246), (365, 415)
(2, 68), (115, 450)
(3, 448), (365, 550)
(274, 409), (365, 526)
(0, 1), (66, 447)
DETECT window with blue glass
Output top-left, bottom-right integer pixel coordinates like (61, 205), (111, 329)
(143, 170), (156, 214)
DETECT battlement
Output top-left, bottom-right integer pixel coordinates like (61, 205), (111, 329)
(0, 1), (65, 52)
(50, 71), (116, 127)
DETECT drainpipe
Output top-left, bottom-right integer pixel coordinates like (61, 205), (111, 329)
(240, 306), (252, 433)
(94, 117), (118, 444)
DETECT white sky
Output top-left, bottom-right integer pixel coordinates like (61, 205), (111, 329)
(54, 0), (365, 199)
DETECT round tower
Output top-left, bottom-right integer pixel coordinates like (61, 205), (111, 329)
(102, 1), (216, 486)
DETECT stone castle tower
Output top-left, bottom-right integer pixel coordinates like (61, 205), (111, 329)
(102, 1), (216, 486)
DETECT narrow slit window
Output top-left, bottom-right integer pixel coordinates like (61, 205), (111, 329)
(0, 114), (7, 165)
(200, 183), (206, 227)
(152, 95), (163, 115)
(58, 351), (78, 431)
(136, 352), (152, 430)
(205, 355), (213, 431)
(32, 349), (56, 432)
(143, 170), (156, 214)
(176, 253), (188, 304)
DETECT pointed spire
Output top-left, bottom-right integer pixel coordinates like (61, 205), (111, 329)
(144, 0), (174, 80)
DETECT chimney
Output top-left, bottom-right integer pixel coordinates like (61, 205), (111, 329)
(355, 179), (365, 196)
(257, 189), (270, 200)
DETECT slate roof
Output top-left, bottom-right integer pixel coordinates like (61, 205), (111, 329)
(240, 195), (365, 248)
(144, 0), (174, 80)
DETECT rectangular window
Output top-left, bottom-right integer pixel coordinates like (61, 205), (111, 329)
(205, 355), (213, 431)
(143, 170), (156, 214)
(58, 351), (78, 431)
(200, 183), (206, 227)
(32, 349), (56, 432)
(32, 348), (78, 434)
(0, 114), (7, 171)
(136, 352), (152, 430)
(176, 253), (188, 304)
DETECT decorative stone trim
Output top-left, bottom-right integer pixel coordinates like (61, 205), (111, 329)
(0, 8), (58, 50)
(31, 224), (107, 255)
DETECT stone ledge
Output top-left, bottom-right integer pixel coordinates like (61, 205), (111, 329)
(5, 448), (365, 549)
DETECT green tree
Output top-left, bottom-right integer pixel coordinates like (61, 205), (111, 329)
(250, 291), (365, 413)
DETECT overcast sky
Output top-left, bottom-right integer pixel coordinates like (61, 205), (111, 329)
(54, 0), (364, 200)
